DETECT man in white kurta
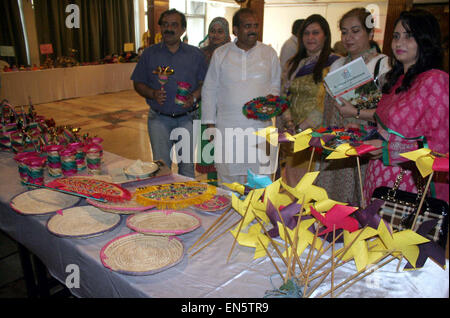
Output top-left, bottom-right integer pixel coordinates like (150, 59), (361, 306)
(201, 8), (281, 185)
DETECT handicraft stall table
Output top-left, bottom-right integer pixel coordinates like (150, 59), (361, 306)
(0, 63), (136, 106)
(0, 150), (448, 298)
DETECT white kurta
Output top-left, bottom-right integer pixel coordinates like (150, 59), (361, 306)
(201, 41), (281, 177)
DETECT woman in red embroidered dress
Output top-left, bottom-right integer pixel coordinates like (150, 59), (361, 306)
(362, 10), (449, 205)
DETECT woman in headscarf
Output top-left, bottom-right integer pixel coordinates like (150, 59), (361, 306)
(196, 17), (231, 183)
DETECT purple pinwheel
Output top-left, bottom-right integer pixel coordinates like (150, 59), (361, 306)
(403, 219), (446, 270)
(353, 199), (392, 233)
(266, 199), (302, 238)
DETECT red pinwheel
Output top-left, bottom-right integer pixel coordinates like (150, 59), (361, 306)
(310, 204), (359, 236)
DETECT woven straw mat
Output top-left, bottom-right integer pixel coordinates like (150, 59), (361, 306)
(47, 205), (121, 238)
(101, 233), (184, 275)
(86, 196), (154, 214)
(127, 210), (200, 235)
(11, 188), (80, 215)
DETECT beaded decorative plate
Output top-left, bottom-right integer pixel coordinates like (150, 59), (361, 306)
(100, 233), (184, 275)
(192, 195), (231, 212)
(126, 210), (201, 236)
(47, 205), (121, 238)
(134, 181), (216, 209)
(10, 188), (81, 216)
(243, 96), (289, 121)
(46, 176), (132, 202)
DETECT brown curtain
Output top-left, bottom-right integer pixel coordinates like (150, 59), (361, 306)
(34, 0), (135, 63)
(0, 0), (28, 66)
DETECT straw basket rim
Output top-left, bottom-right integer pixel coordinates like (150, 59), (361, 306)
(100, 232), (184, 275)
(86, 196), (155, 214)
(126, 210), (201, 235)
(10, 188), (81, 216)
(46, 205), (121, 238)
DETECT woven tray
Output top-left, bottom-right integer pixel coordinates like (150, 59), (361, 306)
(46, 205), (121, 238)
(192, 195), (231, 212)
(86, 196), (155, 215)
(100, 233), (184, 275)
(126, 210), (201, 236)
(10, 188), (81, 216)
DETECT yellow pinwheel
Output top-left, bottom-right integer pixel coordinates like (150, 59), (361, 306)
(278, 218), (320, 258)
(338, 227), (379, 271)
(377, 220), (430, 268)
(400, 148), (449, 178)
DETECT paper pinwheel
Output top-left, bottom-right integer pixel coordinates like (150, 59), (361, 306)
(253, 126), (293, 147)
(266, 199), (302, 237)
(403, 219), (446, 270)
(338, 226), (379, 271)
(353, 199), (392, 233)
(310, 205), (359, 236)
(152, 66), (174, 87)
(376, 220), (430, 268)
(223, 169), (273, 196)
(400, 148), (449, 178)
(278, 218), (319, 258)
(231, 188), (269, 229)
(229, 223), (271, 259)
(293, 129), (335, 153)
(324, 142), (380, 160)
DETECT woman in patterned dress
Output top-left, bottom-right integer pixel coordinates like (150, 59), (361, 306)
(363, 9), (449, 205)
(279, 14), (340, 187)
(316, 8), (390, 205)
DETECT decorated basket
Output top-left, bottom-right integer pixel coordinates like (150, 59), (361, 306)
(100, 233), (184, 275)
(46, 205), (121, 238)
(126, 210), (201, 236)
(192, 194), (231, 212)
(134, 181), (216, 209)
(46, 176), (132, 202)
(242, 96), (289, 121)
(10, 188), (81, 216)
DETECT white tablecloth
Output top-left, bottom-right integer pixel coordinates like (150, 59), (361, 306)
(0, 151), (448, 298)
(0, 63), (136, 106)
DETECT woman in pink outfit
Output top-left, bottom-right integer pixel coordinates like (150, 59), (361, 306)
(362, 10), (449, 205)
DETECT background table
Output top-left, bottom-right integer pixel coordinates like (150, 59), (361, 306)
(0, 63), (136, 106)
(0, 150), (448, 298)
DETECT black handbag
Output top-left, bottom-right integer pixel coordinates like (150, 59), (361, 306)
(371, 169), (449, 249)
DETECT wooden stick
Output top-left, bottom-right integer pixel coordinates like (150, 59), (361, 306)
(258, 236), (285, 282)
(188, 206), (232, 252)
(274, 201), (297, 280)
(307, 147), (316, 173)
(226, 191), (254, 263)
(290, 194), (306, 279)
(251, 210), (289, 268)
(320, 253), (396, 298)
(356, 156), (366, 209)
(302, 224), (320, 296)
(300, 231), (330, 282)
(304, 226), (368, 298)
(411, 171), (434, 231)
(189, 219), (241, 258)
(331, 225), (336, 298)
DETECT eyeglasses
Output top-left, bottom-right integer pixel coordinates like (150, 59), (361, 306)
(160, 22), (180, 28)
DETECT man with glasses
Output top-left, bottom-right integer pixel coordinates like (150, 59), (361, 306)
(131, 9), (207, 178)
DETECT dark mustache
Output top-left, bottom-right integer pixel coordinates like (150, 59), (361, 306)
(163, 30), (175, 35)
(247, 32), (257, 37)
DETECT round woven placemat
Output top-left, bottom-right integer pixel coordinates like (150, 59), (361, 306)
(100, 233), (184, 275)
(126, 210), (201, 236)
(86, 196), (155, 215)
(10, 189), (81, 216)
(47, 205), (121, 238)
(192, 195), (231, 212)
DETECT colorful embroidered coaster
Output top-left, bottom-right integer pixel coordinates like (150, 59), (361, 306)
(126, 210), (201, 236)
(134, 181), (216, 209)
(100, 233), (184, 276)
(46, 176), (132, 202)
(192, 195), (231, 212)
(243, 96), (289, 121)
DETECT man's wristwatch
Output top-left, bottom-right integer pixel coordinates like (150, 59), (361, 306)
(355, 108), (361, 119)
(193, 96), (198, 105)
